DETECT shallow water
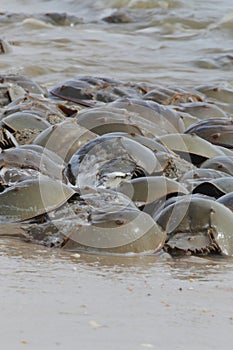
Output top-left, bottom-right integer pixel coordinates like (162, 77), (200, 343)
(1, 0), (233, 349)
(1, 0), (233, 88)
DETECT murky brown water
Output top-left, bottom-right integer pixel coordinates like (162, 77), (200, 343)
(1, 0), (233, 88)
(1, 0), (233, 349)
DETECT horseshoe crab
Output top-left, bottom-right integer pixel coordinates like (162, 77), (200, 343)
(49, 76), (154, 105)
(0, 12), (82, 27)
(1, 74), (233, 258)
(185, 118), (233, 149)
(66, 134), (159, 189)
(1, 111), (51, 132)
(102, 10), (136, 24)
(0, 146), (66, 186)
(114, 176), (188, 218)
(196, 84), (233, 104)
(2, 94), (68, 125)
(0, 177), (75, 222)
(154, 150), (195, 179)
(0, 74), (46, 95)
(21, 209), (166, 255)
(217, 193), (233, 212)
(216, 146), (233, 157)
(141, 86), (176, 104)
(17, 188), (166, 255)
(19, 144), (64, 167)
(180, 168), (231, 191)
(157, 133), (224, 165)
(200, 155), (233, 176)
(0, 111), (51, 144)
(60, 209), (166, 254)
(109, 98), (185, 135)
(192, 177), (233, 199)
(0, 83), (26, 107)
(33, 119), (96, 162)
(177, 111), (199, 129)
(75, 97), (186, 137)
(105, 132), (169, 153)
(156, 195), (233, 256)
(174, 102), (227, 119)
(79, 187), (138, 213)
(115, 176), (188, 206)
(76, 105), (157, 138)
(142, 86), (204, 105)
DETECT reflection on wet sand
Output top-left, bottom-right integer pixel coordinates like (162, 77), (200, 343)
(1, 237), (233, 350)
(1, 237), (233, 283)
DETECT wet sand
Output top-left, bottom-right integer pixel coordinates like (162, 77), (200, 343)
(1, 238), (233, 350)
